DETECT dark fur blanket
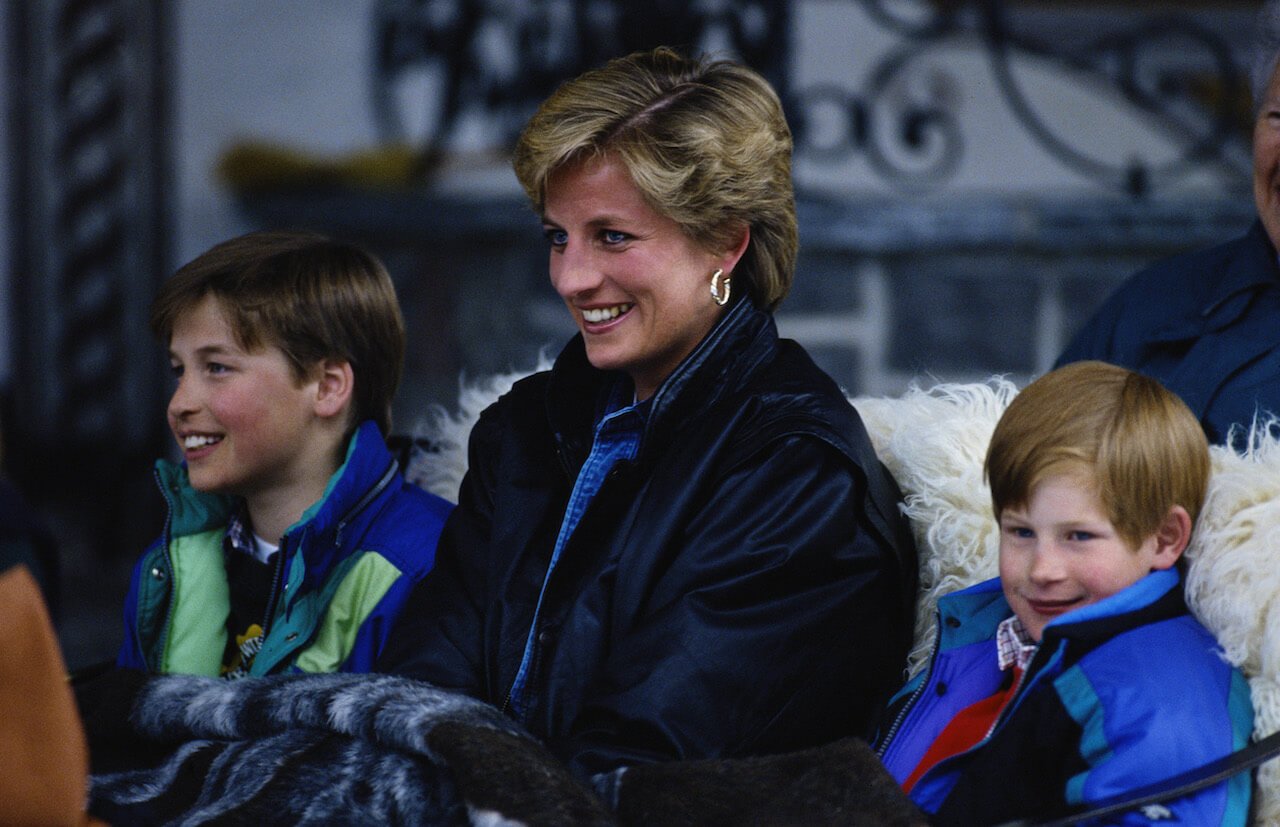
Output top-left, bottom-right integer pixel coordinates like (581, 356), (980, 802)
(77, 670), (923, 826)
(79, 671), (613, 825)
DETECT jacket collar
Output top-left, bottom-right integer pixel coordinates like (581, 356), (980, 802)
(292, 420), (399, 543)
(154, 462), (237, 539)
(1206, 220), (1280, 312)
(545, 298), (778, 467)
(1148, 220), (1279, 343)
(1037, 568), (1186, 652)
(937, 569), (1186, 653)
(157, 419), (398, 559)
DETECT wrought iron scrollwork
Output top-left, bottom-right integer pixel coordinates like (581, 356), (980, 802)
(372, 0), (790, 162)
(371, 0), (1250, 198)
(790, 0), (1248, 196)
(976, 2), (1245, 196)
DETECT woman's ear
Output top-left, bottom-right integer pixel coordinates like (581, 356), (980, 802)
(1149, 505), (1193, 571)
(313, 359), (355, 421)
(719, 224), (751, 276)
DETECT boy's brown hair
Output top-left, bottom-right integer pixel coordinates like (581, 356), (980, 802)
(150, 230), (405, 436)
(985, 361), (1210, 549)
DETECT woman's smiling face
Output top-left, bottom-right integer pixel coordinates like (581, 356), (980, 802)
(543, 154), (745, 401)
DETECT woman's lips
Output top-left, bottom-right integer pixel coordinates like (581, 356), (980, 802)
(580, 303), (634, 330)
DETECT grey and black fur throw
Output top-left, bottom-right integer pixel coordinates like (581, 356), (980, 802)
(78, 669), (923, 826)
(80, 670), (613, 826)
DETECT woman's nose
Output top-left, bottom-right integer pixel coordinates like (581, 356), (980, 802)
(550, 244), (602, 299)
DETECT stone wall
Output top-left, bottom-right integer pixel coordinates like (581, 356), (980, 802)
(245, 187), (1257, 426)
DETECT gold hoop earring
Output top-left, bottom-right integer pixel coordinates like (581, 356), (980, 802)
(709, 269), (731, 306)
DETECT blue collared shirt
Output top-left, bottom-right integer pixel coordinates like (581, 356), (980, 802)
(507, 381), (648, 717)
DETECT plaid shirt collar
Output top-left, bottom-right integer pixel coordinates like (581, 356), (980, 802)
(996, 615), (1038, 672)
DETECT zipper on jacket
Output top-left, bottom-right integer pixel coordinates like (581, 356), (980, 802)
(502, 608), (553, 720)
(253, 457), (397, 673)
(333, 460), (397, 548)
(908, 639), (1067, 788)
(500, 673), (520, 717)
(982, 639), (1063, 741)
(981, 654), (1033, 742)
(876, 617), (943, 759)
(260, 538), (288, 641)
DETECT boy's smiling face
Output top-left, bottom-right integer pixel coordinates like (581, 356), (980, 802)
(166, 294), (328, 505)
(998, 472), (1180, 641)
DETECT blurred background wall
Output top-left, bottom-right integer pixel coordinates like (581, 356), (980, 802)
(0, 0), (1261, 670)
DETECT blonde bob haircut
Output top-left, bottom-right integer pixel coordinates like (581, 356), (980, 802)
(150, 230), (405, 437)
(985, 361), (1210, 550)
(512, 46), (798, 310)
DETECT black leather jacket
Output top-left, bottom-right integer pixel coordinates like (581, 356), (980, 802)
(378, 299), (917, 777)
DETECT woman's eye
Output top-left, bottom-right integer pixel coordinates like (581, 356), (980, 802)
(206, 362), (230, 375)
(1067, 531), (1094, 542)
(602, 229), (628, 245)
(544, 228), (568, 247)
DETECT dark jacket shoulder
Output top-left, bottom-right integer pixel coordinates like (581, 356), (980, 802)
(1059, 221), (1277, 364)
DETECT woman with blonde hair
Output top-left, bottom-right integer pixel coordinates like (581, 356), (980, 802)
(378, 46), (917, 778)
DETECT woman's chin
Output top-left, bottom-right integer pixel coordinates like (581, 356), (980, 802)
(582, 341), (629, 373)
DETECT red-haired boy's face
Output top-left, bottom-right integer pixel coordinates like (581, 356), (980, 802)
(998, 473), (1177, 641)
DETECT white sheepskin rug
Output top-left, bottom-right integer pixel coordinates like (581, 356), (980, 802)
(1186, 425), (1280, 825)
(852, 378), (1015, 679)
(403, 360), (551, 502)
(417, 369), (1280, 819)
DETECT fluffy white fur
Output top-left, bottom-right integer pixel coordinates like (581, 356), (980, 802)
(852, 378), (1015, 678)
(1186, 427), (1280, 824)
(422, 370), (1280, 820)
(405, 360), (552, 502)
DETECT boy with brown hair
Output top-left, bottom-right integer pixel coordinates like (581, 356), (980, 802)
(876, 360), (1254, 825)
(117, 230), (452, 677)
